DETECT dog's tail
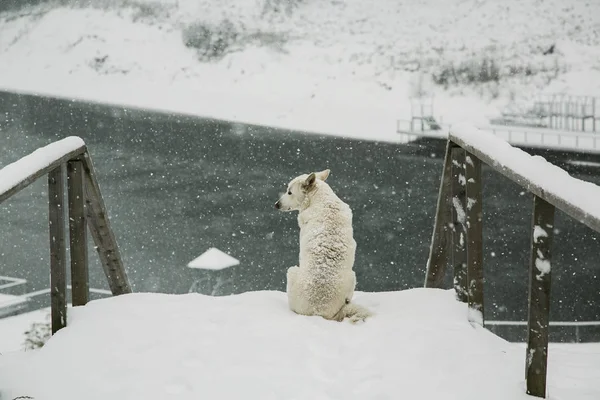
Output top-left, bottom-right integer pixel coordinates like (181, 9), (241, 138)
(341, 301), (373, 323)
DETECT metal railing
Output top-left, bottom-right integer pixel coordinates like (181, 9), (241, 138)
(396, 121), (600, 153)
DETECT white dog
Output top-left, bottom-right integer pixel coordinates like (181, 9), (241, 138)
(275, 169), (371, 323)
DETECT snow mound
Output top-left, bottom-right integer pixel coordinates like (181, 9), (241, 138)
(187, 247), (240, 270)
(1, 289), (596, 399)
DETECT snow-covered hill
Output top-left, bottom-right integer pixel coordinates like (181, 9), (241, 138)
(1, 289), (598, 399)
(1, 0), (599, 140)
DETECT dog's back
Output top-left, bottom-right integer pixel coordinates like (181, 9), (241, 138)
(279, 170), (371, 322)
(294, 181), (369, 321)
(298, 188), (356, 272)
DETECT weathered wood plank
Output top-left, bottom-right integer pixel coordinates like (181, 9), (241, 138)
(450, 132), (600, 233)
(451, 147), (468, 302)
(68, 159), (89, 306)
(526, 196), (554, 398)
(465, 152), (484, 325)
(0, 146), (86, 204)
(48, 165), (67, 334)
(81, 151), (132, 295)
(425, 140), (453, 288)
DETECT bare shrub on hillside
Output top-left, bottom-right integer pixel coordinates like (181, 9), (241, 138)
(432, 56), (500, 87)
(432, 52), (565, 89)
(58, 0), (175, 22)
(261, 0), (303, 17)
(182, 19), (241, 61)
(23, 317), (51, 350)
(182, 18), (289, 61)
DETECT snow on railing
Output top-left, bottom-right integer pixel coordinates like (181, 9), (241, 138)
(0, 137), (86, 203)
(424, 124), (600, 398)
(450, 123), (600, 232)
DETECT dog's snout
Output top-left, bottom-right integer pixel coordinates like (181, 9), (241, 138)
(275, 201), (281, 209)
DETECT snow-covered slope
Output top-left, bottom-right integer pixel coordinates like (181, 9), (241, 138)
(1, 0), (599, 141)
(0, 289), (598, 399)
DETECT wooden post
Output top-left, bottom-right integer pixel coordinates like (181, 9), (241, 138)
(48, 165), (67, 334)
(525, 196), (555, 398)
(425, 140), (453, 288)
(68, 159), (89, 306)
(451, 147), (468, 302)
(465, 152), (484, 325)
(81, 152), (132, 295)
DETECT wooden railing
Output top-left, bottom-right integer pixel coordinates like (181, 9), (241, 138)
(424, 125), (600, 398)
(0, 137), (131, 334)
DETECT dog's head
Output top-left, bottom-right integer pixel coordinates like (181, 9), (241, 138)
(275, 169), (330, 212)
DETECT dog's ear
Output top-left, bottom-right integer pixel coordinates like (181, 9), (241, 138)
(302, 173), (316, 191)
(316, 169), (330, 181)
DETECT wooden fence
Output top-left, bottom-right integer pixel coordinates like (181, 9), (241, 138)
(0, 137), (131, 334)
(424, 126), (600, 398)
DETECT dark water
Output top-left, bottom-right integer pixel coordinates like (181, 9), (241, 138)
(1, 91), (599, 332)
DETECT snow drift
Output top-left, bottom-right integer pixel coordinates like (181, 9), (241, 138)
(0, 289), (598, 399)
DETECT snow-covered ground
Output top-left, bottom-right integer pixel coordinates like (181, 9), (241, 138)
(0, 307), (49, 352)
(0, 289), (598, 400)
(1, 3), (600, 398)
(1, 0), (599, 141)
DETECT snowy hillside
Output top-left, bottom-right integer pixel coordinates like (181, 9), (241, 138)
(1, 289), (598, 399)
(1, 0), (599, 140)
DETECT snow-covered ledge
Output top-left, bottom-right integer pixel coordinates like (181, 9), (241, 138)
(449, 124), (600, 232)
(0, 137), (86, 202)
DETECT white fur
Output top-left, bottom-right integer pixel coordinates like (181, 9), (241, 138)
(276, 170), (372, 323)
